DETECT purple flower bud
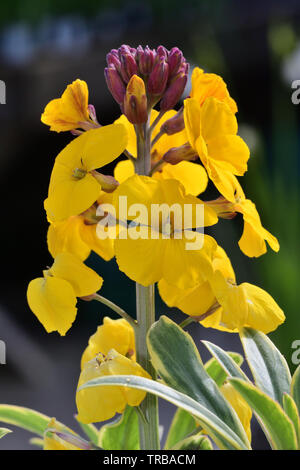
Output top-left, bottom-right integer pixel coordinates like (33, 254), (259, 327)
(138, 45), (155, 75)
(120, 53), (138, 83)
(104, 66), (126, 105)
(160, 108), (184, 135)
(168, 47), (183, 76)
(157, 45), (168, 60)
(106, 51), (121, 72)
(160, 72), (188, 111)
(163, 143), (198, 164)
(147, 58), (169, 96)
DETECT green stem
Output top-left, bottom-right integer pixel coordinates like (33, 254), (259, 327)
(134, 116), (160, 450)
(92, 294), (137, 330)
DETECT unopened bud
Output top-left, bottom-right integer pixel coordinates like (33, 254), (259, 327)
(106, 50), (121, 71)
(124, 75), (148, 124)
(147, 58), (169, 96)
(104, 67), (126, 105)
(91, 171), (119, 193)
(160, 108), (184, 135)
(120, 52), (138, 83)
(168, 47), (183, 76)
(163, 143), (198, 164)
(160, 72), (188, 111)
(138, 45), (155, 75)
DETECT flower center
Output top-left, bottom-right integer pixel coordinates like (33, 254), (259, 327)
(73, 167), (87, 180)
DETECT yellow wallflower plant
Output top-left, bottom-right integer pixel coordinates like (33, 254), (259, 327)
(27, 253), (103, 335)
(81, 317), (136, 368)
(76, 350), (151, 423)
(114, 110), (208, 196)
(183, 96), (250, 202)
(207, 173), (280, 257)
(45, 124), (127, 222)
(41, 79), (96, 133)
(4, 45), (296, 453)
(47, 191), (116, 261)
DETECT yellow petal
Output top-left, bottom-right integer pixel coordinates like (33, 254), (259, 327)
(81, 317), (135, 368)
(240, 283), (285, 333)
(190, 67), (238, 113)
(155, 161), (208, 196)
(50, 253), (103, 297)
(47, 217), (91, 261)
(46, 171), (102, 222)
(41, 79), (90, 132)
(201, 97), (238, 142)
(207, 134), (249, 176)
(183, 98), (202, 149)
(79, 223), (115, 262)
(237, 199), (280, 257)
(27, 277), (77, 336)
(221, 383), (252, 443)
(76, 350), (150, 423)
(158, 278), (215, 317)
(114, 159), (135, 183)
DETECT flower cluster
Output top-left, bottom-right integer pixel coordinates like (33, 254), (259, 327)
(26, 44), (284, 435)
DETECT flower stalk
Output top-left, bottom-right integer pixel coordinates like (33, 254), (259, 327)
(134, 115), (160, 450)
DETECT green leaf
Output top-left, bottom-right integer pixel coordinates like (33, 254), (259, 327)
(229, 378), (298, 450)
(205, 352), (244, 387)
(283, 393), (300, 448)
(291, 365), (300, 415)
(240, 328), (291, 405)
(79, 374), (250, 450)
(165, 352), (244, 450)
(99, 406), (139, 450)
(164, 408), (197, 450)
(147, 316), (249, 447)
(0, 427), (12, 439)
(172, 434), (213, 450)
(203, 341), (248, 382)
(75, 416), (99, 446)
(0, 405), (55, 436)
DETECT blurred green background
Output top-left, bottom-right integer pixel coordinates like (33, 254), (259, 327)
(0, 0), (299, 449)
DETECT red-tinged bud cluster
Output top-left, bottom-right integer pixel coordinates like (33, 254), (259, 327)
(104, 44), (189, 119)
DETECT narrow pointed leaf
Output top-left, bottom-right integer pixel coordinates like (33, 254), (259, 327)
(240, 328), (291, 405)
(229, 378), (297, 450)
(0, 427), (12, 439)
(172, 434), (213, 450)
(147, 316), (249, 447)
(99, 406), (139, 450)
(291, 365), (300, 415)
(165, 351), (244, 449)
(165, 408), (197, 449)
(0, 405), (56, 436)
(79, 374), (249, 450)
(283, 393), (300, 448)
(203, 341), (248, 382)
(29, 437), (44, 448)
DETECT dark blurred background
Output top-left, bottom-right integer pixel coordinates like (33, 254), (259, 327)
(0, 0), (299, 450)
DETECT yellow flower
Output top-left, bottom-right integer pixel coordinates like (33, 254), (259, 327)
(114, 110), (208, 196)
(47, 192), (116, 261)
(27, 253), (103, 335)
(45, 124), (127, 222)
(113, 175), (218, 289)
(43, 418), (81, 450)
(41, 79), (93, 132)
(159, 246), (285, 333)
(207, 174), (279, 257)
(76, 349), (150, 423)
(184, 97), (250, 202)
(190, 67), (238, 113)
(81, 317), (136, 368)
(220, 383), (252, 443)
